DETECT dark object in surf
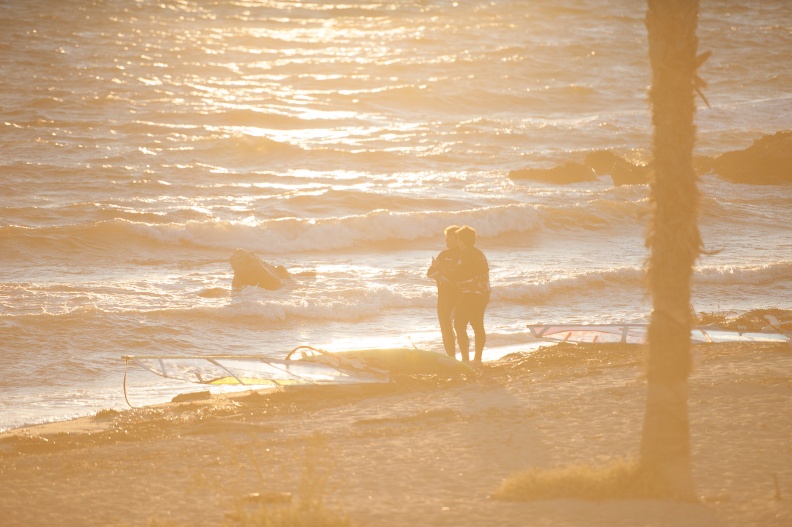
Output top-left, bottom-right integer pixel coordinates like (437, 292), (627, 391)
(583, 150), (624, 176)
(508, 161), (597, 184)
(197, 287), (229, 298)
(230, 248), (291, 291)
(704, 131), (792, 185)
(582, 150), (652, 186)
(611, 160), (653, 186)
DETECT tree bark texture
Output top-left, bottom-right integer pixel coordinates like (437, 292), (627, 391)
(641, 0), (703, 500)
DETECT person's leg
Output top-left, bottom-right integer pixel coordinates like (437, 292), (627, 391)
(453, 298), (472, 362)
(437, 292), (456, 357)
(470, 295), (489, 362)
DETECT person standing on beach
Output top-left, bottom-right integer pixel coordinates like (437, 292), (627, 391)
(452, 225), (490, 365)
(427, 225), (461, 357)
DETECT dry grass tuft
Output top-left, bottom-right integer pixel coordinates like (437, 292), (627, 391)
(491, 459), (671, 501)
(225, 434), (355, 527)
(227, 505), (353, 527)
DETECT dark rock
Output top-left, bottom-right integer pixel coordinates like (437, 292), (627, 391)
(708, 131), (792, 184)
(197, 287), (229, 298)
(230, 248), (290, 291)
(611, 161), (652, 186)
(583, 150), (625, 176)
(508, 161), (597, 184)
(580, 150), (652, 186)
(693, 155), (714, 175)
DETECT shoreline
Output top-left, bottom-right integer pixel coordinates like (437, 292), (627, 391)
(1, 342), (790, 526)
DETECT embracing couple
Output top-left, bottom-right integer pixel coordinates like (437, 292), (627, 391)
(427, 225), (491, 365)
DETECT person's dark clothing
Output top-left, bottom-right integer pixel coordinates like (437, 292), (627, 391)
(428, 247), (460, 356)
(451, 246), (490, 362)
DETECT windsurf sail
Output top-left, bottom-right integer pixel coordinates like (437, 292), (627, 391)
(122, 346), (391, 407)
(765, 314), (792, 334)
(122, 345), (476, 407)
(528, 324), (790, 345)
(124, 355), (389, 387)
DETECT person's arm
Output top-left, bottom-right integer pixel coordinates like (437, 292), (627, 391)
(427, 256), (440, 279)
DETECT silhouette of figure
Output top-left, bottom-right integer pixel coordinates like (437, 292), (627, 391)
(427, 225), (461, 357)
(451, 226), (490, 364)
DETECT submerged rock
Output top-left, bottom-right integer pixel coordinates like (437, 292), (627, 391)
(508, 161), (597, 184)
(230, 248), (291, 291)
(579, 150), (653, 186)
(510, 153), (649, 186)
(611, 161), (652, 186)
(583, 150), (625, 176)
(197, 287), (229, 298)
(509, 131), (791, 187)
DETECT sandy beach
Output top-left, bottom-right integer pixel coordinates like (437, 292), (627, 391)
(2, 2), (790, 526)
(1, 341), (790, 527)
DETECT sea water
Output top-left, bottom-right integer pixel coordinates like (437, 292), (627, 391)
(1, 0), (790, 431)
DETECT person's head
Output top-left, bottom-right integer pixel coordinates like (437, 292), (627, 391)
(443, 225), (460, 248)
(456, 225), (477, 248)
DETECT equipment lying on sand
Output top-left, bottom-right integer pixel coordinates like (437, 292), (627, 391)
(122, 346), (472, 406)
(528, 324), (790, 345)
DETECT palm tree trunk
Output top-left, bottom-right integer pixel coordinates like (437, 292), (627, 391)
(641, 0), (702, 500)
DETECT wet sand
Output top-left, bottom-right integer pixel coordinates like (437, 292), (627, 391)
(1, 342), (790, 527)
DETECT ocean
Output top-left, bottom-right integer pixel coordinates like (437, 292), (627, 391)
(1, 0), (790, 432)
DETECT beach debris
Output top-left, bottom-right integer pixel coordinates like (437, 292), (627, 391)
(172, 391), (212, 403)
(243, 491), (292, 504)
(697, 308), (791, 333)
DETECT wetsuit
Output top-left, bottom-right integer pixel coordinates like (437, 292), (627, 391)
(452, 246), (490, 362)
(427, 247), (460, 357)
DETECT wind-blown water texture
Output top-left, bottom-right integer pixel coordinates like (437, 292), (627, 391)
(1, 0), (790, 431)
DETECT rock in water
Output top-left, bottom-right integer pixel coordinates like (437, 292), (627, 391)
(197, 287), (230, 298)
(583, 150), (625, 176)
(508, 161), (597, 184)
(230, 249), (290, 291)
(611, 161), (652, 186)
(709, 131), (792, 184)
